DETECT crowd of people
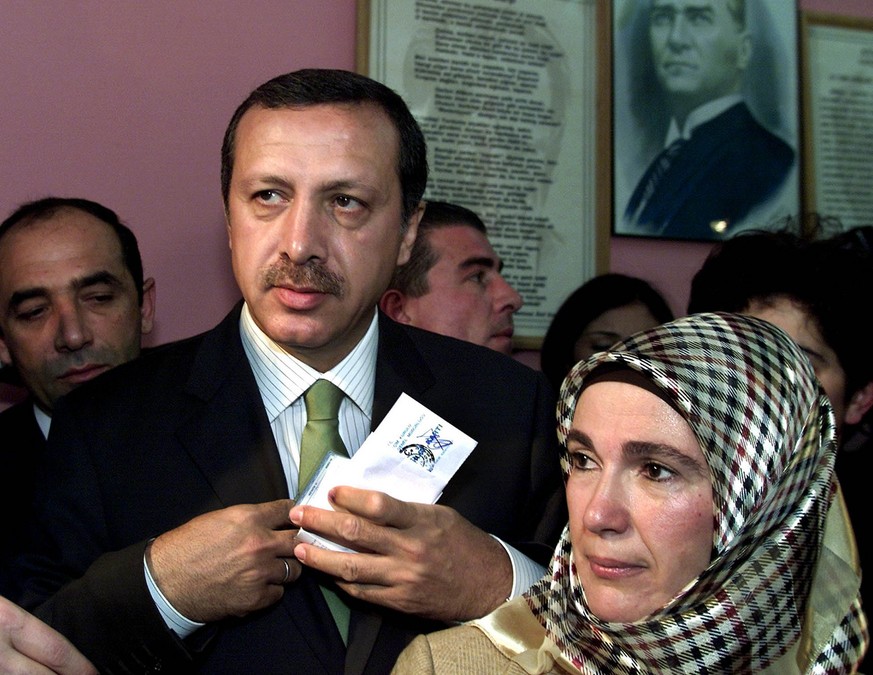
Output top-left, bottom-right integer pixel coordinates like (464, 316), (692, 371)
(1, 64), (871, 674)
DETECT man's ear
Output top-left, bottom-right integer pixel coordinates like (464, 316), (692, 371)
(845, 381), (873, 426)
(379, 289), (412, 324)
(140, 277), (157, 335)
(0, 332), (11, 368)
(397, 202), (424, 267)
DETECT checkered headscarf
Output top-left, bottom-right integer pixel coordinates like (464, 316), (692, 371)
(525, 312), (867, 673)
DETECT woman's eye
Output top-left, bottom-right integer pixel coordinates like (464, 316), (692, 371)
(568, 451), (594, 471)
(643, 462), (675, 481)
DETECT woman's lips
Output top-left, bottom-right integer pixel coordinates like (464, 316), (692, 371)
(586, 556), (645, 580)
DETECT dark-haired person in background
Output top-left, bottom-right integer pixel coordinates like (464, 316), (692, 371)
(380, 200), (522, 355)
(540, 273), (673, 394)
(688, 223), (873, 670)
(0, 197), (155, 594)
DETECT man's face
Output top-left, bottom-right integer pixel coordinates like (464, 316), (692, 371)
(649, 0), (750, 111)
(389, 225), (522, 355)
(226, 103), (420, 372)
(744, 297), (850, 430)
(0, 210), (153, 411)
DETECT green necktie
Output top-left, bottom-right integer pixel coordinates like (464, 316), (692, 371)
(298, 378), (351, 643)
(298, 379), (348, 494)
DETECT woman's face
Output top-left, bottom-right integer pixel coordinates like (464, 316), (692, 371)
(565, 380), (714, 622)
(573, 302), (662, 363)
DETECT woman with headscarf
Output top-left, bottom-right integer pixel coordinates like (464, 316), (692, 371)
(393, 312), (868, 673)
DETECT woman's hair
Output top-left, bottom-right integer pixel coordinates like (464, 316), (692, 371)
(539, 273), (673, 393)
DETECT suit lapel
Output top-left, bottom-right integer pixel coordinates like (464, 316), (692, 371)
(371, 313), (437, 429)
(175, 304), (288, 505)
(342, 314), (437, 675)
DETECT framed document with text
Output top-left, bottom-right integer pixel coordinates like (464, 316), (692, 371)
(802, 13), (873, 230)
(358, 0), (606, 347)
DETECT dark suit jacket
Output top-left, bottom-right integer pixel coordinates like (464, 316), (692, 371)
(17, 304), (564, 674)
(0, 399), (46, 597)
(625, 102), (795, 241)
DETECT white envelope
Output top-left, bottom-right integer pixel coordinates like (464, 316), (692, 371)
(296, 392), (478, 552)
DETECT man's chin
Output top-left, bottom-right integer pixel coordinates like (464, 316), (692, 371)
(488, 335), (514, 355)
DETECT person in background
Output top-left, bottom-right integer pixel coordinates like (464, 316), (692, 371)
(0, 196), (156, 592)
(379, 200), (522, 355)
(15, 69), (563, 674)
(688, 224), (873, 670)
(824, 225), (873, 460)
(539, 273), (673, 394)
(393, 312), (867, 673)
(0, 197), (153, 674)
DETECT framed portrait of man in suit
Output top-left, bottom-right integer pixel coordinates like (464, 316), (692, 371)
(611, 0), (800, 242)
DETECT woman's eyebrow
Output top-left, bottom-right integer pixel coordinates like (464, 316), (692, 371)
(624, 440), (708, 476)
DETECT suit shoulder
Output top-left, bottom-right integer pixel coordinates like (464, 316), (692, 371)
(58, 329), (212, 412)
(392, 321), (541, 381)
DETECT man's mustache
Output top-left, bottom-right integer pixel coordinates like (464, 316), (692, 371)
(261, 259), (345, 298)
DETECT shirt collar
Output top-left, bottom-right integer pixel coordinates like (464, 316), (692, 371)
(665, 94), (744, 145)
(33, 403), (51, 439)
(239, 303), (378, 423)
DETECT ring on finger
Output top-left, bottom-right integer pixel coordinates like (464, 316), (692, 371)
(281, 558), (291, 584)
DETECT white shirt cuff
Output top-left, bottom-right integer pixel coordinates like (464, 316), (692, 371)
(491, 535), (546, 599)
(144, 555), (205, 638)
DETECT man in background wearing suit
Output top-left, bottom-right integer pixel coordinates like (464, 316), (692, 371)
(623, 0), (794, 240)
(379, 200), (523, 355)
(16, 69), (564, 674)
(0, 197), (154, 674)
(0, 197), (155, 591)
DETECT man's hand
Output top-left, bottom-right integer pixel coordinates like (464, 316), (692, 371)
(0, 596), (97, 675)
(289, 487), (512, 622)
(148, 499), (302, 622)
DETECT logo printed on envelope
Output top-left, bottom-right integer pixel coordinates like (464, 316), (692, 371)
(296, 393), (477, 552)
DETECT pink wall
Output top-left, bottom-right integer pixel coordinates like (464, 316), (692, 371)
(0, 0), (868, 406)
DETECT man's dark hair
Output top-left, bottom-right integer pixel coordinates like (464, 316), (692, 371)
(0, 197), (146, 304)
(387, 201), (487, 297)
(220, 69), (428, 224)
(688, 222), (873, 398)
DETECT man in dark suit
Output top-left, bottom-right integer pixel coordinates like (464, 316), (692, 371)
(16, 69), (564, 674)
(623, 0), (794, 240)
(0, 197), (156, 593)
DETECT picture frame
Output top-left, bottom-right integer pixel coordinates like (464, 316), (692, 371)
(801, 12), (873, 231)
(357, 0), (607, 347)
(611, 0), (801, 242)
